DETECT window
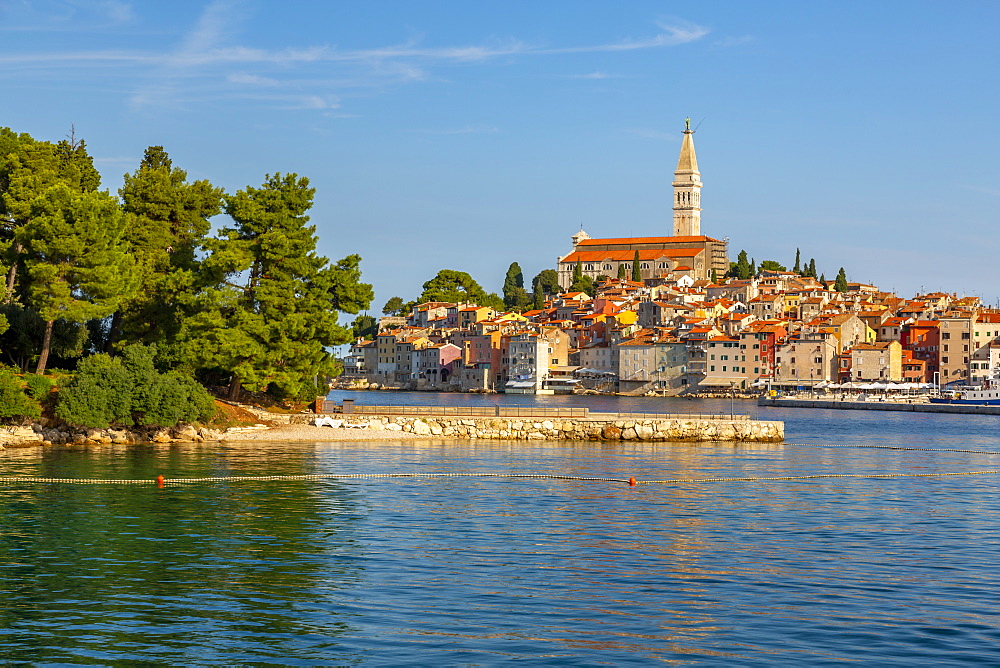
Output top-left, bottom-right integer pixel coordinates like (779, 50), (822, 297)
(641, 263), (650, 269)
(603, 264), (613, 270)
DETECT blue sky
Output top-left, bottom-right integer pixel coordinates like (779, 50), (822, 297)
(3, 0), (999, 311)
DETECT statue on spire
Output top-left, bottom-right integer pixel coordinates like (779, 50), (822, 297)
(685, 117), (691, 131)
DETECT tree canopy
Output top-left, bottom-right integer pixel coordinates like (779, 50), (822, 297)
(417, 269), (504, 310)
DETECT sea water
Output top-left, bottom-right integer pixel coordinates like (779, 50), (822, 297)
(1, 394), (999, 665)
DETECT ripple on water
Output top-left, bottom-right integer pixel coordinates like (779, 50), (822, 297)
(1, 432), (999, 664)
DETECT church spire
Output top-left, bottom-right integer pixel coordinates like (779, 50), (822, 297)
(672, 117), (702, 237)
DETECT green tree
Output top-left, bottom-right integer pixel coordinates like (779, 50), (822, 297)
(531, 269), (560, 297)
(793, 248), (801, 274)
(835, 267), (849, 292)
(0, 128), (101, 303)
(18, 185), (135, 373)
(806, 258), (817, 278)
(732, 250), (752, 280)
(506, 286), (532, 311)
(502, 262), (525, 309)
(417, 269), (503, 309)
(113, 146), (223, 355)
(569, 274), (595, 296)
(759, 260), (787, 272)
(710, 268), (718, 283)
(382, 296), (407, 316)
(181, 173), (372, 400)
(617, 263), (627, 279)
(631, 250), (642, 282)
(749, 258), (757, 277)
(351, 314), (378, 340)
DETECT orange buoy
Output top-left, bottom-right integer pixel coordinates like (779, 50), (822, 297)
(628, 477), (637, 487)
(156, 475), (165, 488)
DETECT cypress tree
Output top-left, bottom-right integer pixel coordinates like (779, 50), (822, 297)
(617, 263), (627, 280)
(502, 262), (525, 309)
(631, 250), (642, 283)
(793, 248), (801, 274)
(735, 250), (752, 280)
(835, 267), (849, 292)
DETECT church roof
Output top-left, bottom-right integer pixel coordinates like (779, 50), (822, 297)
(560, 248), (704, 263)
(577, 235), (720, 246)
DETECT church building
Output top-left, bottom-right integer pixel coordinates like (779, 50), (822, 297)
(557, 120), (729, 288)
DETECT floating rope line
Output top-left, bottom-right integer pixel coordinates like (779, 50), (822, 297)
(0, 470), (997, 487)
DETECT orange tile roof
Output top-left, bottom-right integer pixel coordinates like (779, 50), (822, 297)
(561, 248), (703, 263)
(577, 235), (721, 245)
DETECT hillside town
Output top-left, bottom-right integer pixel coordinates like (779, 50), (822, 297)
(341, 120), (998, 396)
(340, 272), (1000, 395)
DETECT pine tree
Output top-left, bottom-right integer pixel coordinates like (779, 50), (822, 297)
(631, 250), (642, 282)
(18, 185), (135, 373)
(182, 173), (372, 400)
(418, 270), (503, 309)
(114, 146), (223, 355)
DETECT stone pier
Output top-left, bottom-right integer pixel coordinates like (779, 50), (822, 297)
(297, 410), (784, 443)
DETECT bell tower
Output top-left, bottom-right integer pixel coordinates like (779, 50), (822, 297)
(672, 117), (702, 237)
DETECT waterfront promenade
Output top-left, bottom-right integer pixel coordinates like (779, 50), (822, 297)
(759, 395), (1000, 415)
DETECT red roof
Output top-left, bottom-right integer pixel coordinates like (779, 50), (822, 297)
(577, 235), (721, 245)
(561, 248), (703, 263)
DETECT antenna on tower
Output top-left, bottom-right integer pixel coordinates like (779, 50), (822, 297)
(693, 117), (706, 132)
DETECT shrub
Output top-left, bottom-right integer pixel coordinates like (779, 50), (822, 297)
(0, 370), (41, 423)
(24, 374), (55, 400)
(56, 344), (216, 429)
(56, 354), (133, 429)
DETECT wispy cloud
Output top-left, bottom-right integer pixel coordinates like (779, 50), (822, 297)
(2, 6), (709, 113)
(571, 71), (613, 80)
(0, 0), (135, 31)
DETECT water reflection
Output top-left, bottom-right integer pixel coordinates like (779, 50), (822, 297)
(1, 437), (999, 663)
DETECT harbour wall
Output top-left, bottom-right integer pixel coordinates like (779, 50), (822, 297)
(759, 397), (1000, 415)
(295, 412), (784, 443)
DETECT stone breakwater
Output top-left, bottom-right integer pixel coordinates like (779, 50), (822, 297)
(296, 414), (784, 442)
(0, 422), (264, 448)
